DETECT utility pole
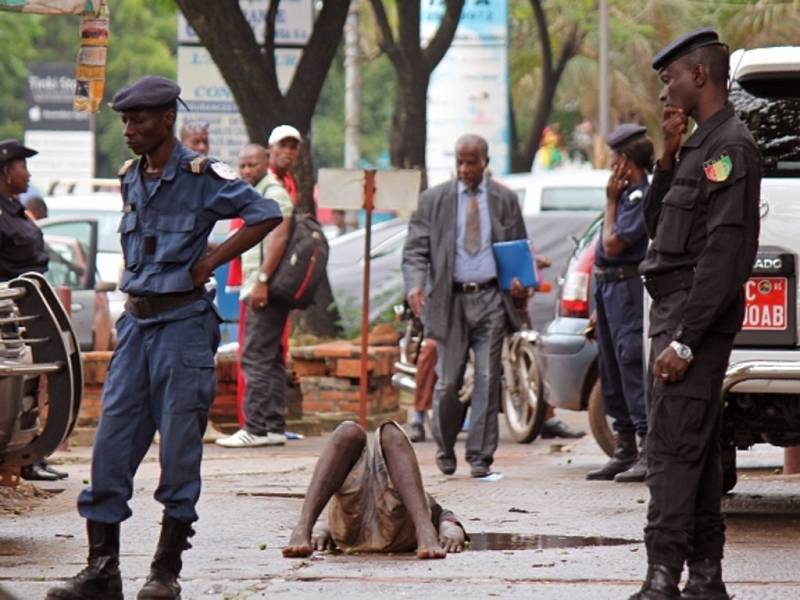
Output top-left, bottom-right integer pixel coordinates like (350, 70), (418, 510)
(598, 0), (610, 138)
(344, 0), (360, 169)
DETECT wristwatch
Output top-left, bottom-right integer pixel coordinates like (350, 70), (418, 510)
(669, 340), (693, 363)
(257, 272), (269, 284)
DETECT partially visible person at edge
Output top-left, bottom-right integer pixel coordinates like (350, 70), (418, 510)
(179, 120), (209, 155)
(23, 194), (48, 220)
(46, 76), (283, 600)
(0, 140), (68, 483)
(217, 125), (302, 448)
(629, 29), (761, 600)
(283, 420), (467, 560)
(585, 124), (653, 484)
(403, 134), (535, 478)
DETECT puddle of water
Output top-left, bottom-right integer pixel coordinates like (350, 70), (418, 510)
(468, 532), (639, 551)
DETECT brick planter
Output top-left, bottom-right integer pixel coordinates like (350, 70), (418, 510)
(290, 341), (405, 427)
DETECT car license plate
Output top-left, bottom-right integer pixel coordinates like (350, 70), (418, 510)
(742, 277), (788, 331)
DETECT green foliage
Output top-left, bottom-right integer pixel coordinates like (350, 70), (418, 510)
(0, 0), (176, 177)
(0, 13), (42, 140)
(312, 42), (394, 170)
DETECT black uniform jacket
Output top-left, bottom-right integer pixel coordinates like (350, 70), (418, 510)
(639, 104), (762, 349)
(0, 193), (48, 281)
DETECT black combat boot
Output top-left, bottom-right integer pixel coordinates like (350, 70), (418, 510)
(137, 517), (195, 600)
(615, 434), (648, 482)
(628, 563), (682, 599)
(681, 558), (731, 600)
(586, 431), (637, 480)
(46, 520), (123, 600)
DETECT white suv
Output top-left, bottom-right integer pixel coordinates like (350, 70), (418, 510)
(720, 46), (800, 491)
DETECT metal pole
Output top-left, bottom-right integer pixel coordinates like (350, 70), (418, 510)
(344, 1), (361, 169)
(598, 0), (610, 138)
(359, 170), (376, 428)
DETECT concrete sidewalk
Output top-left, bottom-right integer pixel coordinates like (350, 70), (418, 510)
(2, 412), (799, 599)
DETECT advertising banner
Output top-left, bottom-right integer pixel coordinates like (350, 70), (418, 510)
(24, 62), (94, 186)
(422, 0), (510, 185)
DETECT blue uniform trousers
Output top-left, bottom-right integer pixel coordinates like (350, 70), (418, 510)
(77, 299), (220, 524)
(594, 277), (647, 436)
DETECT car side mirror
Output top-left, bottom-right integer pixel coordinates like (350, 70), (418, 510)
(94, 281), (117, 293)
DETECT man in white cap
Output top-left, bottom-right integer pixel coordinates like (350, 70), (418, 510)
(217, 125), (302, 448)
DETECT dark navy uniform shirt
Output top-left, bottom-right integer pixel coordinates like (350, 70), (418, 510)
(595, 180), (649, 268)
(118, 141), (282, 296)
(0, 193), (48, 282)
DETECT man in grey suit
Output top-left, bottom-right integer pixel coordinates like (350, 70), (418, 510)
(403, 134), (532, 478)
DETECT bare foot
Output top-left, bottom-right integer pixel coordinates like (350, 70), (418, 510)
(283, 526), (313, 558)
(416, 529), (446, 559)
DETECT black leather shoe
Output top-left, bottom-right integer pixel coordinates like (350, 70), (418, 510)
(682, 558), (730, 600)
(470, 464), (490, 478)
(21, 463), (60, 481)
(41, 460), (69, 479)
(615, 435), (647, 483)
(138, 517), (195, 600)
(629, 563), (682, 599)
(587, 431), (637, 481)
(435, 455), (456, 475)
(541, 418), (586, 439)
(408, 422), (425, 443)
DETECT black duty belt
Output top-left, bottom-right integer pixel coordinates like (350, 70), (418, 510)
(643, 269), (694, 299)
(453, 278), (498, 293)
(125, 288), (205, 319)
(594, 264), (640, 284)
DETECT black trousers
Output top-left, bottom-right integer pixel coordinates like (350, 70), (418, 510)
(644, 329), (735, 569)
(241, 303), (291, 436)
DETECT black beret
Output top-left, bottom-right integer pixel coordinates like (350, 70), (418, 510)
(0, 139), (37, 163)
(651, 28), (721, 71)
(607, 124), (648, 150)
(110, 76), (185, 112)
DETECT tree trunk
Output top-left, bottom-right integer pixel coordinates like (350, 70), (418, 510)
(390, 69), (429, 186)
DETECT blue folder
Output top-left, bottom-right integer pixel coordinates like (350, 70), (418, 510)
(492, 239), (538, 291)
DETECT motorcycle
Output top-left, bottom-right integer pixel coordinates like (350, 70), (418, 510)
(391, 305), (548, 443)
(0, 272), (82, 486)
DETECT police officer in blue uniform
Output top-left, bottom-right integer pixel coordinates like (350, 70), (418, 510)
(586, 125), (653, 483)
(630, 29), (760, 600)
(47, 77), (283, 600)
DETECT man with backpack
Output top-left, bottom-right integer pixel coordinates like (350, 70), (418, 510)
(218, 126), (305, 448)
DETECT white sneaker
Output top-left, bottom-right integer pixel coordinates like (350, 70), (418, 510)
(264, 432), (287, 446)
(215, 429), (271, 448)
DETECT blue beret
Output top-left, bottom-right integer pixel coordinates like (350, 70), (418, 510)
(110, 76), (184, 112)
(651, 28), (721, 71)
(607, 124), (648, 150)
(0, 139), (37, 163)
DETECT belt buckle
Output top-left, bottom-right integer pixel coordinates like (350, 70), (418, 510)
(463, 282), (479, 293)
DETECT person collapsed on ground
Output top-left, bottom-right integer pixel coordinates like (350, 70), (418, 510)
(283, 420), (467, 559)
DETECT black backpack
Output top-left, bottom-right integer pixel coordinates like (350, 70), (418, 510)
(265, 211), (329, 309)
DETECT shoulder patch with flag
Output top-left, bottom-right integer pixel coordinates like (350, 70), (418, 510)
(703, 152), (733, 183)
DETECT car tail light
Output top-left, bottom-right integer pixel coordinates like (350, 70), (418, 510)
(560, 242), (596, 318)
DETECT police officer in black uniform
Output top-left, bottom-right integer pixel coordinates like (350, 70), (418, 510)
(586, 124), (653, 483)
(0, 140), (47, 281)
(630, 29), (761, 600)
(47, 77), (283, 600)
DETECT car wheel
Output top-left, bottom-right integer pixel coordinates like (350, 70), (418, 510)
(588, 377), (615, 457)
(503, 336), (547, 443)
(722, 440), (737, 494)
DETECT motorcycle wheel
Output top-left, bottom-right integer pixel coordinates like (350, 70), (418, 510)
(503, 338), (547, 443)
(587, 378), (615, 457)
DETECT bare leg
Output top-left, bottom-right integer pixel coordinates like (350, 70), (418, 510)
(380, 423), (446, 559)
(283, 421), (366, 557)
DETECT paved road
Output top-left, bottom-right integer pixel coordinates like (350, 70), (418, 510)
(2, 412), (799, 599)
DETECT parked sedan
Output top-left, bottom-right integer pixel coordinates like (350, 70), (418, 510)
(536, 215), (615, 456)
